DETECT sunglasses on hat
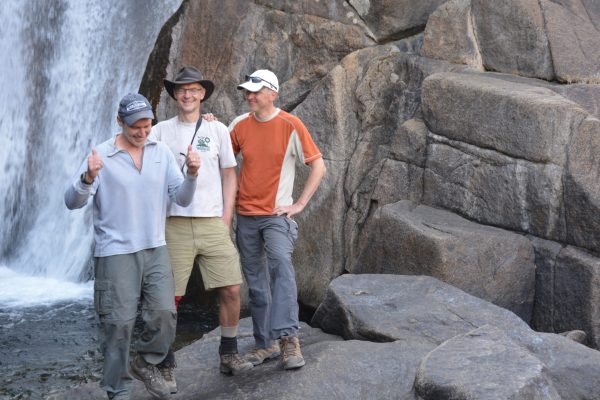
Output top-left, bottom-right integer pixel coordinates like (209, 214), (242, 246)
(245, 75), (277, 91)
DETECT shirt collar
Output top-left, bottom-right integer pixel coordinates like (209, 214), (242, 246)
(107, 134), (157, 157)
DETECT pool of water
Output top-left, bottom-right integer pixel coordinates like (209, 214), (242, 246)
(0, 267), (218, 400)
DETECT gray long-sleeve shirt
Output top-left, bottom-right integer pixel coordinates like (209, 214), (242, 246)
(64, 136), (197, 257)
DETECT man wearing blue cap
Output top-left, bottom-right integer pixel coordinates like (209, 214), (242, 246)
(65, 93), (200, 400)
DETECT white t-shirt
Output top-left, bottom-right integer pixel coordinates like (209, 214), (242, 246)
(152, 116), (237, 217)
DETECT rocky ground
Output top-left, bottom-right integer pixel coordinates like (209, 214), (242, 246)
(55, 274), (600, 400)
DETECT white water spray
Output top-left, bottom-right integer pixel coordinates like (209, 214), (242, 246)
(0, 0), (181, 306)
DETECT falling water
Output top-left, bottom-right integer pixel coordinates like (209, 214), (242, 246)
(0, 0), (182, 306)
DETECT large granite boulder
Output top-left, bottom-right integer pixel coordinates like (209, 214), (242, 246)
(471, 0), (554, 80)
(540, 0), (600, 83)
(420, 0), (483, 69)
(313, 274), (600, 399)
(288, 39), (472, 310)
(422, 0), (600, 83)
(415, 325), (562, 399)
(422, 72), (586, 165)
(348, 0), (449, 42)
(531, 238), (600, 348)
(423, 134), (566, 241)
(565, 116), (600, 252)
(421, 72), (600, 246)
(311, 274), (531, 344)
(354, 201), (535, 321)
(142, 0), (375, 123)
(287, 43), (400, 310)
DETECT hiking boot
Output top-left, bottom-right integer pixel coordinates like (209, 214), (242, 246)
(130, 355), (170, 399)
(157, 364), (177, 394)
(107, 392), (130, 400)
(244, 340), (280, 366)
(220, 352), (254, 375)
(280, 336), (305, 370)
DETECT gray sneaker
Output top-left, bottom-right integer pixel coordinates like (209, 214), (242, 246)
(130, 355), (170, 399)
(244, 340), (280, 366)
(157, 364), (177, 394)
(280, 336), (305, 370)
(220, 353), (254, 375)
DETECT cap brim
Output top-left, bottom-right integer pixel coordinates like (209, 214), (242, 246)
(237, 81), (266, 92)
(123, 110), (154, 126)
(164, 79), (215, 102)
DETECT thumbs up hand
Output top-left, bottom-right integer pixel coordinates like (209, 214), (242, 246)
(86, 149), (103, 181)
(185, 144), (201, 177)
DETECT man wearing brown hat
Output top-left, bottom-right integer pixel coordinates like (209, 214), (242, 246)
(153, 67), (252, 391)
(65, 93), (200, 400)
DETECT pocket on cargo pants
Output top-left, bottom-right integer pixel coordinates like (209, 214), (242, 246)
(285, 217), (298, 244)
(94, 279), (113, 317)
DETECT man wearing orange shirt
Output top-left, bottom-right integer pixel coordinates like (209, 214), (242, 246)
(229, 70), (326, 370)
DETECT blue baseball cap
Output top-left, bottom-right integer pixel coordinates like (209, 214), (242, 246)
(118, 93), (154, 126)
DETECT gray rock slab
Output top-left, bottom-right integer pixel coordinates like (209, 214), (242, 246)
(356, 200), (535, 321)
(530, 237), (600, 349)
(515, 331), (600, 399)
(389, 119), (429, 167)
(420, 0), (484, 69)
(471, 0), (554, 80)
(348, 0), (448, 42)
(529, 235), (563, 333)
(291, 43), (467, 309)
(565, 116), (600, 253)
(421, 71), (587, 166)
(53, 318), (429, 400)
(541, 0), (600, 83)
(311, 274), (530, 344)
(553, 246), (600, 348)
(423, 136), (566, 241)
(149, 0), (375, 124)
(415, 325), (561, 400)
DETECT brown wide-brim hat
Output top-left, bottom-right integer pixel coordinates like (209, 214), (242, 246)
(164, 66), (215, 102)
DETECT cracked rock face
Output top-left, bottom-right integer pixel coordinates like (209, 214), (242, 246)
(141, 0), (600, 356)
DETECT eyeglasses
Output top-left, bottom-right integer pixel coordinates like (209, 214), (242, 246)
(174, 88), (203, 96)
(245, 75), (277, 91)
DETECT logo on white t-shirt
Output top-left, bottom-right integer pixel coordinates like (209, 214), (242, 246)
(196, 136), (211, 152)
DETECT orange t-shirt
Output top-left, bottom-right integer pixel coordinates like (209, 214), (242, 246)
(229, 109), (322, 216)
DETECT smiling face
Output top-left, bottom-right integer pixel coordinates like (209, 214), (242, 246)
(117, 117), (153, 149)
(244, 87), (278, 118)
(174, 82), (205, 117)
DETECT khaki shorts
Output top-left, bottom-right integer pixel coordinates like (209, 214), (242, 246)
(166, 217), (243, 295)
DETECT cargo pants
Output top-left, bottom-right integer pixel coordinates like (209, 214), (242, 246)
(94, 246), (176, 398)
(236, 215), (299, 348)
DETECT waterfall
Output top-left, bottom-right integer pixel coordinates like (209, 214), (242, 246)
(0, 0), (181, 290)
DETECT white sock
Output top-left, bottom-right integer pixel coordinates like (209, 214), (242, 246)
(220, 325), (238, 338)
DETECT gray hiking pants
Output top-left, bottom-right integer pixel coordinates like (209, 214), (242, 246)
(236, 215), (299, 348)
(94, 246), (176, 398)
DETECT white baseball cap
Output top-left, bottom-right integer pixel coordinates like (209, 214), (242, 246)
(237, 69), (279, 93)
